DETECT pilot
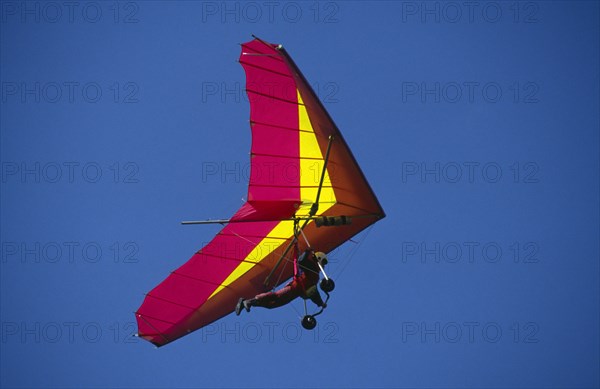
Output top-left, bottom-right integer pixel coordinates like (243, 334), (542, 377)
(235, 250), (328, 314)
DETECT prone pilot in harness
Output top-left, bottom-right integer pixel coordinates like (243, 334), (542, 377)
(236, 250), (328, 315)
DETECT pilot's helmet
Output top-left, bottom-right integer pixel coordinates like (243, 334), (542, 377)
(314, 251), (328, 266)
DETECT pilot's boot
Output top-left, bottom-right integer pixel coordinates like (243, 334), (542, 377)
(235, 298), (245, 316)
(243, 298), (255, 312)
(236, 298), (256, 315)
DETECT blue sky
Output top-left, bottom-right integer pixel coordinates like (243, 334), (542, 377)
(1, 1), (598, 388)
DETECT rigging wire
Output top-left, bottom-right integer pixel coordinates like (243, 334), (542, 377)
(331, 224), (376, 281)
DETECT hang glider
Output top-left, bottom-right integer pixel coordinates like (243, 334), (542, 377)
(135, 36), (385, 347)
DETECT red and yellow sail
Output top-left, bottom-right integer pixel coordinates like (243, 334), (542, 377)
(135, 37), (385, 346)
